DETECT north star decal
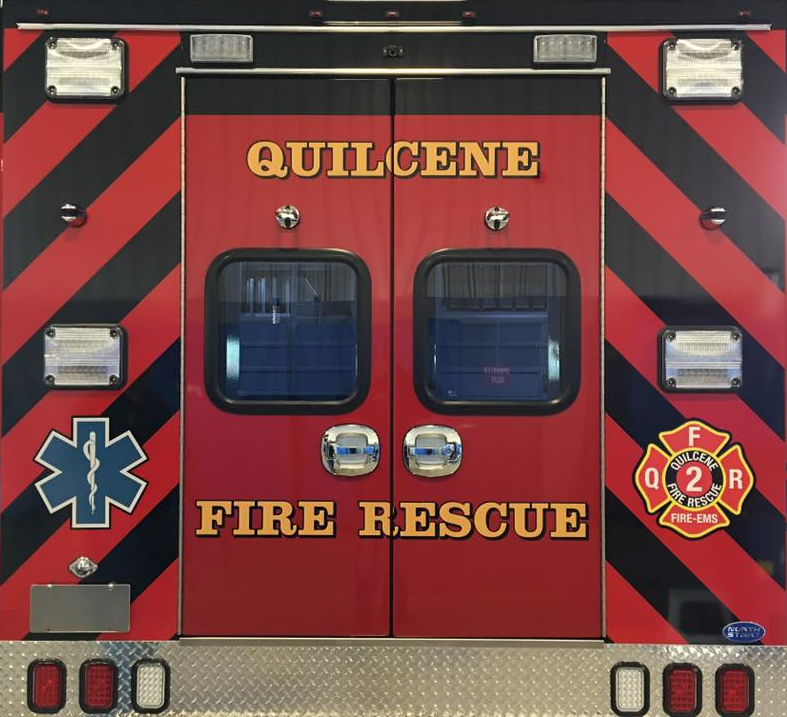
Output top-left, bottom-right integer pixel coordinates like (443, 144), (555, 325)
(247, 140), (540, 179)
(34, 417), (148, 529)
(634, 420), (755, 539)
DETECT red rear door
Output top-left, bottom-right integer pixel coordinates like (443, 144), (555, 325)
(182, 78), (392, 636)
(391, 77), (602, 637)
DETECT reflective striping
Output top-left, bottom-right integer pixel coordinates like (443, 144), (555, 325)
(0, 341), (180, 587)
(606, 123), (786, 372)
(0, 268), (180, 511)
(747, 29), (787, 72)
(3, 30), (43, 71)
(2, 34), (51, 140)
(606, 45), (785, 290)
(1, 196), (180, 435)
(0, 416), (178, 640)
(605, 485), (737, 642)
(3, 33), (180, 214)
(606, 343), (786, 589)
(2, 125), (180, 361)
(605, 266), (786, 516)
(737, 36), (787, 142)
(2, 48), (180, 287)
(606, 564), (687, 644)
(607, 417), (787, 643)
(605, 196), (785, 441)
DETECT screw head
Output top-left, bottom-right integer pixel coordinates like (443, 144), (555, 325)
(47, 38), (57, 49)
(666, 377), (677, 388)
(731, 86), (741, 96)
(666, 331), (676, 342)
(45, 328), (56, 338)
(731, 377), (742, 388)
(47, 85), (57, 96)
(69, 556), (98, 579)
(667, 87), (677, 96)
(109, 375), (119, 386)
(731, 331), (741, 342)
(109, 328), (119, 339)
(45, 375), (56, 385)
(111, 86), (120, 96)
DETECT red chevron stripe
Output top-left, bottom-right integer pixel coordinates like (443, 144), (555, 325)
(98, 559), (178, 641)
(2, 33), (180, 213)
(3, 30), (41, 70)
(0, 267), (180, 510)
(607, 121), (786, 367)
(605, 267), (786, 515)
(606, 563), (686, 644)
(1, 121), (179, 362)
(0, 414), (178, 639)
(607, 415), (787, 644)
(609, 33), (787, 219)
(747, 30), (787, 72)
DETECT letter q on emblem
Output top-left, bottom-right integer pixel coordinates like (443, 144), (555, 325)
(634, 419), (755, 539)
(34, 417), (148, 529)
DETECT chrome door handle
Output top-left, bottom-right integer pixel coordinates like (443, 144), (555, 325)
(322, 425), (380, 477)
(403, 426), (463, 477)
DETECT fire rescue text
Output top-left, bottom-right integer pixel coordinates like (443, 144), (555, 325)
(247, 140), (540, 179)
(195, 500), (589, 539)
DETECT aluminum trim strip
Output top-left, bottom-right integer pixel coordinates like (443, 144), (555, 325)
(175, 67), (612, 76)
(17, 23), (772, 32)
(177, 637), (606, 648)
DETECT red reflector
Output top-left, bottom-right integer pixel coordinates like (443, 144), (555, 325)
(664, 664), (701, 717)
(28, 660), (66, 713)
(716, 665), (754, 716)
(80, 660), (117, 713)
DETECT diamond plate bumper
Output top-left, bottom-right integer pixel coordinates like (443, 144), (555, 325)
(1, 641), (786, 716)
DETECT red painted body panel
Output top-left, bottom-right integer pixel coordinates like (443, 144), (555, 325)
(391, 112), (602, 638)
(182, 110), (393, 636)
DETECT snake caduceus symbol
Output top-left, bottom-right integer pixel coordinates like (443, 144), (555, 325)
(83, 431), (100, 514)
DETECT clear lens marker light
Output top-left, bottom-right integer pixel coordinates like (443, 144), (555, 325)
(133, 660), (170, 713)
(612, 663), (649, 716)
(663, 38), (744, 100)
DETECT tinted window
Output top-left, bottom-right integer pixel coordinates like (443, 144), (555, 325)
(206, 252), (370, 412)
(415, 252), (580, 413)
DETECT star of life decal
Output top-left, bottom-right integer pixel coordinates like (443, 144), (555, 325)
(634, 419), (755, 539)
(34, 417), (148, 529)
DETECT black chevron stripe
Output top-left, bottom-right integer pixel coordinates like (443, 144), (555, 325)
(606, 341), (786, 588)
(606, 195), (785, 440)
(3, 47), (179, 287)
(605, 489), (740, 644)
(607, 45), (785, 290)
(3, 33), (50, 141)
(1, 195), (179, 435)
(737, 33), (787, 142)
(0, 341), (180, 584)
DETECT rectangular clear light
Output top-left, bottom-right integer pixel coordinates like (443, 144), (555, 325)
(663, 38), (743, 100)
(190, 34), (254, 63)
(533, 34), (597, 64)
(612, 664), (648, 715)
(133, 661), (169, 712)
(44, 325), (124, 388)
(662, 327), (742, 391)
(45, 37), (125, 100)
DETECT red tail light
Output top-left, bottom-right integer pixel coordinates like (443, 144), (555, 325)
(663, 663), (702, 717)
(80, 660), (117, 713)
(28, 660), (66, 713)
(716, 664), (754, 716)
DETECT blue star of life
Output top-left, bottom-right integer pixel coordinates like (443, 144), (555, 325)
(35, 417), (148, 529)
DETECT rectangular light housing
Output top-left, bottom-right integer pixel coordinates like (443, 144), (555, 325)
(44, 325), (125, 389)
(716, 665), (754, 717)
(662, 327), (742, 392)
(45, 36), (125, 100)
(190, 34), (254, 63)
(28, 660), (67, 714)
(611, 663), (649, 716)
(133, 660), (170, 713)
(663, 38), (743, 100)
(664, 664), (701, 717)
(533, 34), (597, 64)
(80, 660), (117, 713)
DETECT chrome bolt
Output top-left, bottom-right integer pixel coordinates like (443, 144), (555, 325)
(69, 556), (98, 579)
(276, 205), (301, 230)
(484, 206), (510, 232)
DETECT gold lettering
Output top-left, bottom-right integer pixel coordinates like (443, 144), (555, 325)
(351, 142), (386, 177)
(510, 502), (549, 539)
(550, 503), (588, 539)
(257, 500), (298, 537)
(286, 141), (326, 178)
(438, 501), (472, 538)
(502, 141), (539, 177)
(300, 501), (336, 537)
(385, 141), (419, 178)
(247, 141), (289, 178)
(358, 501), (395, 536)
(474, 501), (509, 539)
(325, 141), (350, 178)
(421, 141), (458, 177)
(399, 501), (437, 538)
(195, 500), (234, 536)
(459, 141), (501, 177)
(232, 500), (257, 537)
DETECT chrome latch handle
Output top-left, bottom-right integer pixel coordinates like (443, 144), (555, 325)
(403, 426), (463, 477)
(322, 425), (380, 477)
